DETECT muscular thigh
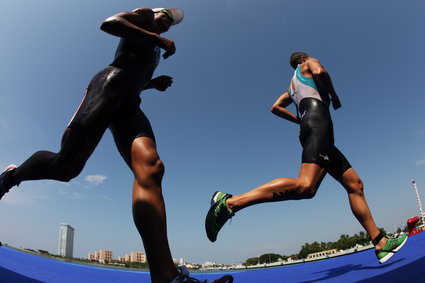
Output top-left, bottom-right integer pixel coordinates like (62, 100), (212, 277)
(300, 119), (334, 168)
(327, 146), (352, 180)
(300, 123), (351, 179)
(109, 108), (156, 167)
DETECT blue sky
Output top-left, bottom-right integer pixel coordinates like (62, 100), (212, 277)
(0, 0), (424, 264)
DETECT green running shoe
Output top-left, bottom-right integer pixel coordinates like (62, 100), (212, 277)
(205, 191), (234, 242)
(376, 234), (408, 264)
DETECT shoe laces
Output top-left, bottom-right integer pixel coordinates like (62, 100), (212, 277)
(386, 238), (399, 249)
(378, 237), (400, 252)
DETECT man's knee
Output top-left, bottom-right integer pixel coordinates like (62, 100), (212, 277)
(130, 138), (166, 187)
(148, 158), (165, 181)
(134, 153), (165, 184)
(55, 163), (84, 182)
(298, 180), (318, 199)
(347, 177), (364, 195)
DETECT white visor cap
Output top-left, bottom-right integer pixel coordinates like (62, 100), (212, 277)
(152, 8), (184, 25)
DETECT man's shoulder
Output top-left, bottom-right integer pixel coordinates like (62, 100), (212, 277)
(123, 8), (155, 29)
(306, 58), (325, 72)
(308, 58), (321, 64)
(132, 8), (154, 16)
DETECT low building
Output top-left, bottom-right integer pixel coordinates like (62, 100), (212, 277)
(306, 249), (339, 259)
(88, 249), (113, 263)
(99, 249), (113, 263)
(118, 251), (146, 263)
(130, 251), (146, 263)
(87, 253), (97, 261)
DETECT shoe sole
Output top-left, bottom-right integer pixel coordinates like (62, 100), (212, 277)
(205, 191), (228, 242)
(213, 275), (234, 283)
(379, 236), (408, 264)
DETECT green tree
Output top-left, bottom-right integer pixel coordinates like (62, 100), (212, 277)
(259, 253), (282, 264)
(245, 257), (259, 266)
(299, 241), (322, 259)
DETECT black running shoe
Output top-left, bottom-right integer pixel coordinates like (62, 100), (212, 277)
(171, 265), (233, 283)
(0, 165), (17, 200)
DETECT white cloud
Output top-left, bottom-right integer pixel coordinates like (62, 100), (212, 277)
(85, 174), (107, 186)
(415, 159), (425, 166)
(2, 189), (50, 206)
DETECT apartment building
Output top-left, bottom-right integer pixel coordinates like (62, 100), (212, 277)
(58, 224), (74, 258)
(88, 249), (113, 263)
(118, 251), (146, 263)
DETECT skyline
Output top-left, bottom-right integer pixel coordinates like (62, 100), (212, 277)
(1, 0), (424, 264)
(2, 220), (388, 262)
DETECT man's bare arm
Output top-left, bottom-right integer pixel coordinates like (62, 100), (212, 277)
(308, 58), (341, 109)
(271, 92), (300, 124)
(101, 9), (158, 42)
(100, 8), (176, 58)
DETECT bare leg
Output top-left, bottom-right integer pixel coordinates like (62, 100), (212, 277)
(128, 137), (178, 283)
(227, 163), (327, 212)
(338, 168), (387, 249)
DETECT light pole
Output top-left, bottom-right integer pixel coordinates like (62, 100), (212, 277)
(411, 180), (425, 227)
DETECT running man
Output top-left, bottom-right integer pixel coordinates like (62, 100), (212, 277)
(205, 52), (407, 264)
(0, 7), (232, 283)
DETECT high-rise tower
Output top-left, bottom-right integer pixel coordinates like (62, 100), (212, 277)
(58, 223), (75, 258)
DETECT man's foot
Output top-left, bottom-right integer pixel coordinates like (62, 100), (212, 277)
(376, 234), (408, 264)
(0, 165), (17, 200)
(205, 191), (234, 242)
(171, 265), (233, 283)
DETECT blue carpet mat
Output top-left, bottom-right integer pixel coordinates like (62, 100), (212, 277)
(1, 232), (424, 282)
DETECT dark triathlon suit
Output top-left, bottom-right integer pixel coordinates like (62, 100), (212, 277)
(0, 31), (162, 189)
(289, 64), (351, 179)
(68, 36), (160, 150)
